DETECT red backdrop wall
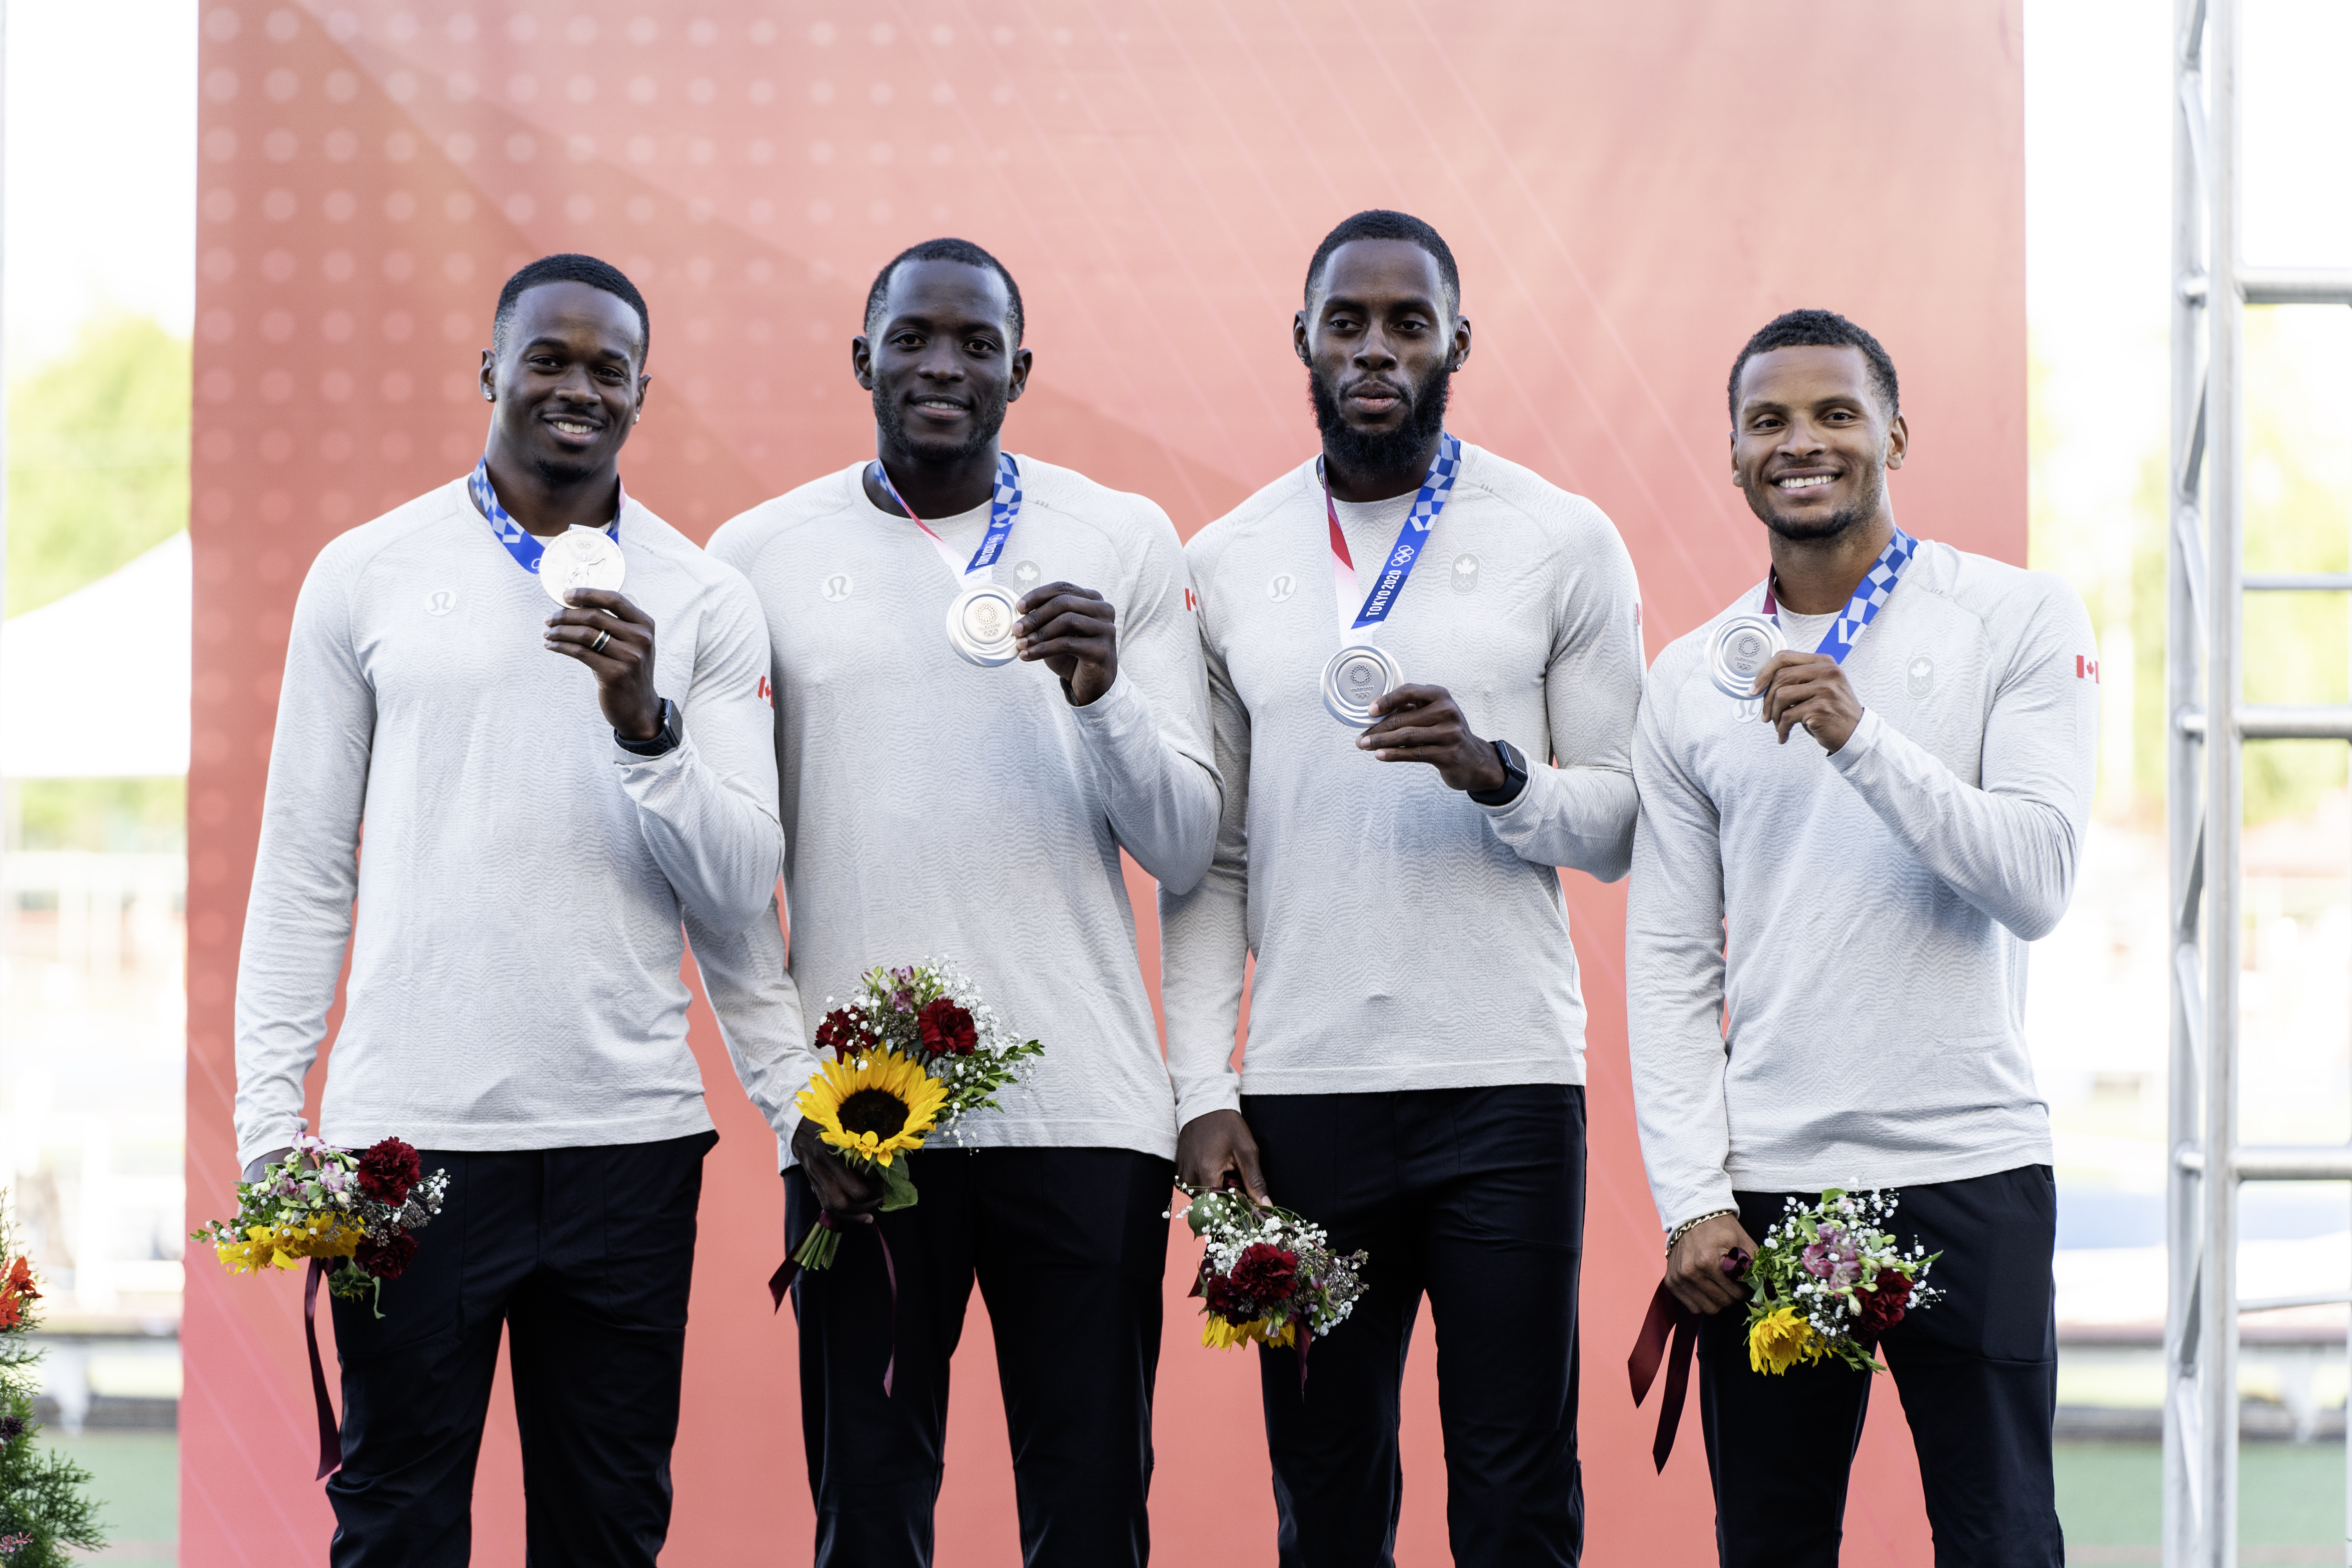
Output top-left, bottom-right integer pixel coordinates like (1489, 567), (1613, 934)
(182, 2), (2024, 1561)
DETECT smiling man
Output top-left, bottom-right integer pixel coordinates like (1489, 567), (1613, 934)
(704, 237), (1218, 1568)
(1628, 309), (2095, 1566)
(1159, 210), (1644, 1567)
(234, 254), (800, 1566)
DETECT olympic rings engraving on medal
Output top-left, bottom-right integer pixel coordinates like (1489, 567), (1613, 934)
(946, 583), (1021, 667)
(1706, 614), (1786, 702)
(1321, 643), (1405, 728)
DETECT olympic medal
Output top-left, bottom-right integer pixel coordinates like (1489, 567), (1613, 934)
(945, 582), (1021, 668)
(1706, 614), (1787, 701)
(538, 525), (626, 605)
(1321, 643), (1405, 728)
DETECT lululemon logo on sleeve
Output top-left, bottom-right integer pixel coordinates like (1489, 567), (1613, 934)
(1267, 572), (1297, 603)
(424, 589), (457, 616)
(821, 572), (855, 602)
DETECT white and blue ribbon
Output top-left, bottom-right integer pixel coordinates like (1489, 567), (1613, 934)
(467, 456), (622, 577)
(1321, 432), (1463, 633)
(874, 451), (1024, 584)
(1762, 525), (1919, 662)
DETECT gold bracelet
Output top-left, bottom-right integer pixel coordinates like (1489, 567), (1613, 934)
(1666, 1208), (1739, 1256)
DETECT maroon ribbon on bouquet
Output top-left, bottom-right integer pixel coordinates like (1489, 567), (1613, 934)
(1628, 1281), (1699, 1473)
(304, 1259), (342, 1481)
(768, 1210), (899, 1397)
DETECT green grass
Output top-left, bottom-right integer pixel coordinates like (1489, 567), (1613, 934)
(40, 1431), (175, 1564)
(2056, 1440), (2347, 1548)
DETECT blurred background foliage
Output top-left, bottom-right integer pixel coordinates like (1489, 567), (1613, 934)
(3, 313), (191, 852)
(2031, 307), (2351, 826)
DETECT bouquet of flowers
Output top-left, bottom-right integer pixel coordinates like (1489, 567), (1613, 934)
(192, 1134), (448, 1314)
(787, 959), (1044, 1274)
(1738, 1189), (1940, 1374)
(1175, 1183), (1368, 1381)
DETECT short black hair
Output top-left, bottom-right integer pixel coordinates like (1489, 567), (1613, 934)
(1303, 209), (1461, 316)
(493, 253), (650, 363)
(1726, 309), (1899, 423)
(864, 237), (1025, 346)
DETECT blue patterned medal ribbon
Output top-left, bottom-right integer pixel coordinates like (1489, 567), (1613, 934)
(1320, 432), (1463, 630)
(468, 456), (622, 576)
(873, 451), (1024, 581)
(1761, 525), (1919, 662)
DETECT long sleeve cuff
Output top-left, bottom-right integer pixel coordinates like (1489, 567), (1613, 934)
(1825, 707), (1885, 772)
(1172, 1070), (1243, 1129)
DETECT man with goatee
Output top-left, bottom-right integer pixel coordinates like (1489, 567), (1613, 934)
(1631, 309), (2091, 1566)
(1160, 209), (1644, 1567)
(705, 237), (1218, 1567)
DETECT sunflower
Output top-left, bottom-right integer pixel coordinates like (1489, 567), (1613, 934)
(797, 1050), (947, 1167)
(1201, 1315), (1298, 1351)
(1748, 1305), (1825, 1375)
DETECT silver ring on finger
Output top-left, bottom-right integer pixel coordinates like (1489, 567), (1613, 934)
(591, 629), (612, 654)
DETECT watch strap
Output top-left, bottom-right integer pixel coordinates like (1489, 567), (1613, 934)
(1468, 737), (1529, 806)
(615, 697), (680, 758)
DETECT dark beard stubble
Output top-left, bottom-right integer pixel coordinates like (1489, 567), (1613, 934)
(1309, 359), (1452, 480)
(873, 378), (1012, 467)
(1747, 460), (1887, 545)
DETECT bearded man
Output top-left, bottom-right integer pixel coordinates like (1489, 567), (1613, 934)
(704, 238), (1218, 1568)
(1159, 209), (1645, 1567)
(1629, 309), (2094, 1566)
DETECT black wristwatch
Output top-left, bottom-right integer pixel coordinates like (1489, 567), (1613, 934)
(1467, 737), (1529, 806)
(615, 697), (681, 758)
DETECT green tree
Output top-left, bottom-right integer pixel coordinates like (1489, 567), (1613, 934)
(0, 1210), (106, 1566)
(5, 314), (190, 617)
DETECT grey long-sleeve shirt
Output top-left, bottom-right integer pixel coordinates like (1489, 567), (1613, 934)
(702, 457), (1220, 1161)
(1159, 445), (1645, 1123)
(1627, 539), (2100, 1232)
(233, 478), (796, 1170)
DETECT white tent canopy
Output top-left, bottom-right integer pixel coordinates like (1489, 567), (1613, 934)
(0, 531), (190, 778)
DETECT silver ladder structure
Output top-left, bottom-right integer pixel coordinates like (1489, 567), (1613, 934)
(2167, 1), (2352, 1564)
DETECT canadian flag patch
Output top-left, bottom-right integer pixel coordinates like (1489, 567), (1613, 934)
(1184, 588), (1197, 613)
(757, 674), (774, 706)
(2075, 655), (2099, 683)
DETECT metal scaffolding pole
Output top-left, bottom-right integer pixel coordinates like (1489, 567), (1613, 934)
(2167, 2), (2352, 1564)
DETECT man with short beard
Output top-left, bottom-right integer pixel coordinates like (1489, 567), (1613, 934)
(704, 237), (1218, 1567)
(1630, 309), (2092, 1566)
(235, 254), (797, 1564)
(1160, 209), (1643, 1567)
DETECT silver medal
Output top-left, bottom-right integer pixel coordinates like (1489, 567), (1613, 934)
(945, 582), (1021, 668)
(538, 525), (626, 605)
(1321, 643), (1405, 728)
(1706, 614), (1786, 701)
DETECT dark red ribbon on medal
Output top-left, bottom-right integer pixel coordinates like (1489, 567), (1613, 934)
(1628, 1280), (1699, 1473)
(769, 1209), (898, 1397)
(303, 1258), (342, 1481)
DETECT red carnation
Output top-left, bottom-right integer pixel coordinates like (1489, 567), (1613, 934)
(356, 1138), (423, 1206)
(815, 1007), (876, 1060)
(1855, 1268), (1913, 1335)
(355, 1232), (420, 1282)
(917, 998), (978, 1058)
(1203, 1275), (1247, 1319)
(1230, 1243), (1299, 1306)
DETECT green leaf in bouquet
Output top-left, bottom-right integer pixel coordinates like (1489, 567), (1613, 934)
(878, 1159), (921, 1212)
